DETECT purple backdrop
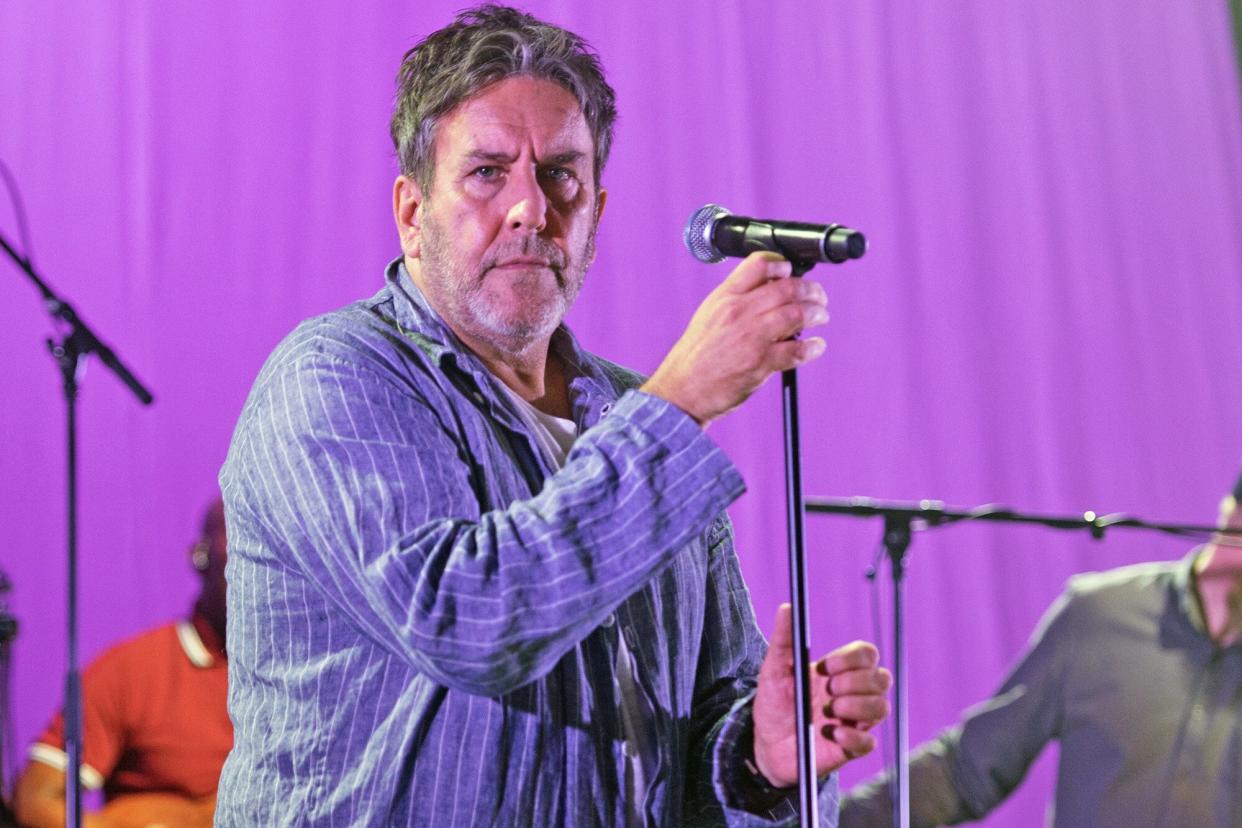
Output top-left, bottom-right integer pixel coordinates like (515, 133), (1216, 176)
(2, 2), (1240, 823)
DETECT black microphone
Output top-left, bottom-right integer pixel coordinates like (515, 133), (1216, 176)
(683, 204), (867, 266)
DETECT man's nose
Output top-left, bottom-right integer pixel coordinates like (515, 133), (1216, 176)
(504, 167), (548, 233)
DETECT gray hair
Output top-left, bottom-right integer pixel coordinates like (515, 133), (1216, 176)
(391, 4), (617, 193)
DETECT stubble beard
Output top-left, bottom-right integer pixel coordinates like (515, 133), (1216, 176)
(420, 211), (595, 355)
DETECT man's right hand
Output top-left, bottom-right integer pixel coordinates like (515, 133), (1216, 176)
(641, 251), (829, 427)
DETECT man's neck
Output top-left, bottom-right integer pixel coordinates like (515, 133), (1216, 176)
(483, 343), (573, 420)
(194, 593), (227, 650)
(1193, 540), (1242, 645)
(404, 259), (573, 418)
(1196, 533), (1242, 576)
(442, 320), (572, 419)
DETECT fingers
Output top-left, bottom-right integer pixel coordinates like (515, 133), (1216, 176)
(717, 252), (829, 341)
(765, 337), (827, 372)
(758, 603), (794, 680)
(820, 724), (877, 760)
(815, 640), (891, 729)
(822, 693), (890, 723)
(817, 640), (880, 676)
(819, 664), (892, 698)
(740, 269), (828, 317)
(752, 634), (891, 779)
(719, 251), (791, 294)
(742, 279), (830, 373)
(769, 603), (793, 654)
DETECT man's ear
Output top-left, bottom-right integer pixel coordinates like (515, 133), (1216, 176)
(594, 187), (608, 226)
(393, 175), (424, 258)
(588, 187), (608, 265)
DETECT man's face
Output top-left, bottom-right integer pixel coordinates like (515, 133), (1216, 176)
(195, 498), (228, 598)
(400, 75), (605, 355)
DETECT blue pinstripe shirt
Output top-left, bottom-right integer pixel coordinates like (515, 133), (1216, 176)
(215, 259), (839, 826)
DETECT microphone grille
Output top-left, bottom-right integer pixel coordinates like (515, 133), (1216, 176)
(683, 204), (729, 263)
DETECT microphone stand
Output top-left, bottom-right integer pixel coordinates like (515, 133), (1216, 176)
(779, 245), (867, 827)
(805, 495), (1242, 828)
(1, 231), (153, 828)
(680, 204), (865, 824)
(782, 259), (819, 827)
(0, 570), (17, 816)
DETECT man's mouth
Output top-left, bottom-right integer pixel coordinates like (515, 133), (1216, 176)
(493, 257), (554, 269)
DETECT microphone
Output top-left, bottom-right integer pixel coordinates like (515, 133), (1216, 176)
(683, 204), (867, 266)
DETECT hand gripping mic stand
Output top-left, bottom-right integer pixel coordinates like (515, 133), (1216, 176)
(805, 496), (1242, 828)
(1, 231), (153, 828)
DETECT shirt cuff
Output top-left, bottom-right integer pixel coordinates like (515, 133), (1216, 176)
(29, 743), (106, 790)
(713, 695), (840, 826)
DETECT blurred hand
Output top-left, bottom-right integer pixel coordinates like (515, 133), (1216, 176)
(752, 604), (891, 787)
(641, 251), (828, 427)
(100, 792), (216, 828)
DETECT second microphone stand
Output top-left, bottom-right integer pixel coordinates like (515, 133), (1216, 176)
(2, 231), (153, 828)
(805, 496), (1242, 828)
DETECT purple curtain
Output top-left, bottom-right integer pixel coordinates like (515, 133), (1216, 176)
(2, 3), (1240, 823)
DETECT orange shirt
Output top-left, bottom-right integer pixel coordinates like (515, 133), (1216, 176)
(31, 615), (231, 801)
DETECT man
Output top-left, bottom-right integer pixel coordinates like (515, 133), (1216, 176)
(842, 470), (1242, 827)
(216, 6), (890, 826)
(13, 498), (231, 828)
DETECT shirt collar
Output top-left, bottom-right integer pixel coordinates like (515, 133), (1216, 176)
(1176, 546), (1208, 635)
(383, 256), (623, 421)
(177, 611), (227, 668)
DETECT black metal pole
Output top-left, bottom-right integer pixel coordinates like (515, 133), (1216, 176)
(781, 258), (821, 827)
(51, 340), (83, 828)
(2, 228), (153, 828)
(0, 570), (17, 811)
(781, 363), (817, 827)
(882, 516), (913, 828)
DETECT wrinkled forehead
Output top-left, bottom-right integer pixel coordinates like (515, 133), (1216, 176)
(434, 76), (592, 165)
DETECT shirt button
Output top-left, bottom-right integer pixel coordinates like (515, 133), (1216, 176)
(602, 613), (616, 627)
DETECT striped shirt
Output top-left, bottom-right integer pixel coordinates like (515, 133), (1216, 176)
(215, 259), (839, 826)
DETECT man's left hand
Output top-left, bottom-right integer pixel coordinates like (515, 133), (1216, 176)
(752, 603), (892, 788)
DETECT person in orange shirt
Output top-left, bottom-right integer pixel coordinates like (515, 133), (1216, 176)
(13, 499), (231, 828)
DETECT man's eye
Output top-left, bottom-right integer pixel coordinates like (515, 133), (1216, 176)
(543, 167), (573, 182)
(472, 166), (499, 180)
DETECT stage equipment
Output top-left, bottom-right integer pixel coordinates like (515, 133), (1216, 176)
(684, 205), (868, 828)
(0, 569), (16, 821)
(1, 229), (154, 828)
(684, 204), (866, 266)
(806, 496), (1242, 828)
